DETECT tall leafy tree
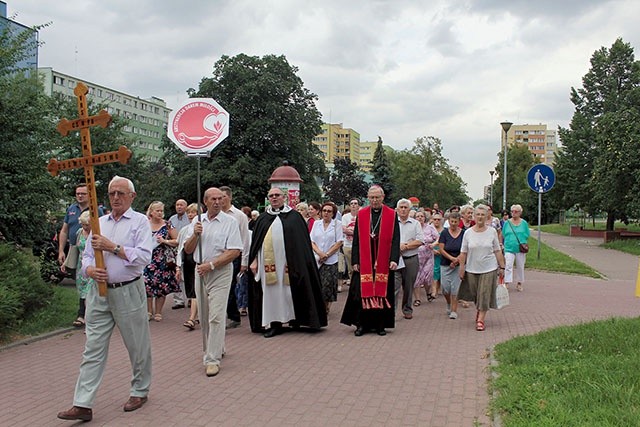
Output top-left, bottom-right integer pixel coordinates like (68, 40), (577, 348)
(389, 136), (467, 209)
(492, 143), (537, 217)
(370, 136), (394, 204)
(324, 158), (368, 205)
(557, 38), (640, 230)
(0, 22), (62, 245)
(160, 54), (325, 208)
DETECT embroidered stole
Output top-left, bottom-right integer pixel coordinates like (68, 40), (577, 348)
(357, 206), (394, 309)
(263, 221), (289, 286)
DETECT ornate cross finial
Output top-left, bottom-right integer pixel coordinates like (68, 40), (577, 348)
(47, 82), (132, 296)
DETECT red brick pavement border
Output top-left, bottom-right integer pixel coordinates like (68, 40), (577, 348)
(1, 234), (638, 426)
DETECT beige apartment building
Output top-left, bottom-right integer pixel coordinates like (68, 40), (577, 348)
(39, 67), (170, 162)
(312, 123), (361, 167)
(506, 123), (558, 165)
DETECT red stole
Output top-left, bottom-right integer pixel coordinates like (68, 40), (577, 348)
(357, 206), (395, 309)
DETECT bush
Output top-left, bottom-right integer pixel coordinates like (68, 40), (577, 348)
(0, 243), (54, 339)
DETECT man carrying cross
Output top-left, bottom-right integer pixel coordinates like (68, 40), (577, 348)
(58, 176), (154, 422)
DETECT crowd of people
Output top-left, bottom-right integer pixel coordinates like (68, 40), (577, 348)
(56, 176), (530, 422)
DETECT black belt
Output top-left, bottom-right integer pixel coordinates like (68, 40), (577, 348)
(403, 255), (417, 259)
(107, 276), (140, 289)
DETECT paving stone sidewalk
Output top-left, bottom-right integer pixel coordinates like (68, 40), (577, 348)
(0, 233), (638, 427)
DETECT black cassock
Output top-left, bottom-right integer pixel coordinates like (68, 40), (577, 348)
(247, 209), (327, 333)
(340, 208), (400, 331)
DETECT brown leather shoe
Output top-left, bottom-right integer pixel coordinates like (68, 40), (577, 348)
(123, 396), (147, 412)
(57, 405), (93, 421)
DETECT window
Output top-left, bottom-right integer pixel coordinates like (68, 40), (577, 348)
(54, 76), (64, 85)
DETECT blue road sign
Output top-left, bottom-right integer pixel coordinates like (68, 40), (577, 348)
(527, 164), (555, 193)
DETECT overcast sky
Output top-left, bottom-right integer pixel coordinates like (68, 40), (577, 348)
(9, 0), (640, 201)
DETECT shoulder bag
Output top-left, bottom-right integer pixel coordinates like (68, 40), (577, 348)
(507, 220), (529, 253)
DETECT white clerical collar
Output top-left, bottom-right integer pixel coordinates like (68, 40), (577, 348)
(266, 205), (292, 215)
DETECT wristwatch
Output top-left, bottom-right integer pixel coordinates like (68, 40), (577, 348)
(113, 245), (121, 255)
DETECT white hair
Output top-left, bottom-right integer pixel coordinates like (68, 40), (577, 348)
(510, 204), (523, 213)
(396, 198), (412, 208)
(109, 175), (135, 192)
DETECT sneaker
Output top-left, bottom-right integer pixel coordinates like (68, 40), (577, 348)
(449, 312), (458, 319)
(446, 304), (451, 315)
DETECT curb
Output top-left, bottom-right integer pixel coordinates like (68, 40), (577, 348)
(0, 326), (78, 353)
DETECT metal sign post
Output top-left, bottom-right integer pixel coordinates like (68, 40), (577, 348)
(167, 98), (230, 350)
(527, 164), (556, 260)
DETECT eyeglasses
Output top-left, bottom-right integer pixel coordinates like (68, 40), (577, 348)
(268, 194), (283, 198)
(108, 190), (131, 198)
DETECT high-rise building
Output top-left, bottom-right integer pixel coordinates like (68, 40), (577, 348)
(312, 123), (360, 167)
(38, 67), (170, 162)
(358, 139), (378, 172)
(506, 123), (558, 165)
(0, 1), (38, 75)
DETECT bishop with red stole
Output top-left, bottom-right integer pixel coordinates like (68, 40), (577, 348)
(341, 185), (400, 336)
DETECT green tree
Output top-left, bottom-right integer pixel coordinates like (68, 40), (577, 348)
(48, 92), (151, 210)
(0, 72), (63, 245)
(160, 54), (325, 208)
(557, 38), (640, 230)
(371, 136), (394, 204)
(492, 143), (537, 217)
(389, 136), (468, 209)
(0, 22), (63, 245)
(324, 158), (368, 205)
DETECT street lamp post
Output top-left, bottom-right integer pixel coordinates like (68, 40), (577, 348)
(489, 170), (495, 208)
(500, 121), (513, 211)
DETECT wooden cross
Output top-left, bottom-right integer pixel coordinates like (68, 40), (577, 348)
(47, 82), (132, 296)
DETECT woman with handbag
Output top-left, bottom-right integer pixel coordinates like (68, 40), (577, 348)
(502, 204), (530, 292)
(144, 201), (179, 321)
(457, 205), (506, 332)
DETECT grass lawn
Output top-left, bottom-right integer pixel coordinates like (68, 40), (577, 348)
(491, 317), (640, 426)
(1, 284), (78, 345)
(534, 223), (640, 257)
(525, 237), (601, 278)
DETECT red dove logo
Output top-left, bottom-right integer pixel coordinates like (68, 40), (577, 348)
(170, 101), (229, 150)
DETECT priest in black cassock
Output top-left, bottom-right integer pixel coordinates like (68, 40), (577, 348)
(248, 187), (327, 338)
(341, 185), (400, 336)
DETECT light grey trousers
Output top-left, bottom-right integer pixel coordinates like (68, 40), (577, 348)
(73, 278), (152, 408)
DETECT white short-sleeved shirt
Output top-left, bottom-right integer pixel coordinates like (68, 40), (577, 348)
(310, 219), (344, 265)
(184, 211), (243, 263)
(460, 227), (501, 274)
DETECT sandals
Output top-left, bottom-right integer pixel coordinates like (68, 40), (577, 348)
(148, 312), (153, 321)
(426, 294), (436, 302)
(476, 320), (485, 331)
(413, 300), (421, 307)
(153, 313), (163, 322)
(183, 319), (197, 330)
(239, 308), (248, 316)
(72, 318), (85, 327)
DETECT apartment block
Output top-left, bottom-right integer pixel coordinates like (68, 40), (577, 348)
(38, 67), (170, 162)
(1, 1), (38, 75)
(358, 139), (377, 172)
(506, 123), (557, 165)
(312, 123), (361, 168)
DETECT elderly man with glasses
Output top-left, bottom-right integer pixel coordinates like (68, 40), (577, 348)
(248, 187), (327, 338)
